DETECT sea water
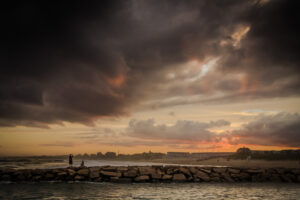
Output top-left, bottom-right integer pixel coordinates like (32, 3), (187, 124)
(0, 182), (299, 200)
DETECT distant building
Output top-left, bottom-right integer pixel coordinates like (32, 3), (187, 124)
(105, 152), (116, 158)
(167, 152), (190, 158)
(97, 152), (103, 158)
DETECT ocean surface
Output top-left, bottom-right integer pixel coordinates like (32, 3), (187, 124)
(0, 182), (299, 200)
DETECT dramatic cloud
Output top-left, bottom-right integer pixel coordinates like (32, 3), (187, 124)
(126, 118), (230, 142)
(229, 112), (300, 147)
(1, 0), (300, 127)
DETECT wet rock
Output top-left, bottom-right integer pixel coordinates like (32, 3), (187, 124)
(173, 174), (186, 182)
(115, 178), (132, 183)
(135, 175), (150, 182)
(77, 169), (89, 176)
(117, 167), (128, 172)
(193, 178), (200, 182)
(210, 177), (221, 182)
(124, 170), (138, 178)
(269, 174), (281, 182)
(100, 171), (121, 177)
(33, 176), (42, 181)
(102, 166), (117, 172)
(189, 167), (198, 175)
(179, 167), (191, 177)
(231, 172), (250, 180)
(89, 170), (100, 179)
(275, 168), (285, 174)
(251, 174), (265, 182)
(297, 175), (300, 182)
(199, 168), (212, 174)
(281, 174), (294, 182)
(228, 168), (240, 174)
(45, 173), (54, 179)
(74, 175), (85, 181)
(291, 169), (300, 175)
(194, 171), (210, 182)
(139, 166), (156, 176)
(222, 173), (234, 182)
(162, 174), (173, 180)
(151, 173), (161, 179)
(213, 167), (227, 173)
(17, 174), (26, 181)
(58, 172), (68, 176)
(246, 169), (264, 174)
(67, 169), (76, 176)
(1, 174), (11, 181)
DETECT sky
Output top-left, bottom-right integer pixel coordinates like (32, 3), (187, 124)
(1, 0), (300, 156)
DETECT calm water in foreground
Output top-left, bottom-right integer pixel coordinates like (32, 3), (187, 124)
(0, 182), (299, 200)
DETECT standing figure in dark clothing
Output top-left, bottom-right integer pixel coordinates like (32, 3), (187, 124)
(69, 154), (73, 167)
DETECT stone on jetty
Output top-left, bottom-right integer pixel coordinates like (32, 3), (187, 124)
(124, 170), (138, 178)
(173, 174), (186, 181)
(100, 170), (121, 177)
(213, 167), (227, 173)
(89, 168), (100, 179)
(77, 168), (89, 176)
(162, 174), (172, 180)
(135, 175), (149, 182)
(194, 170), (210, 182)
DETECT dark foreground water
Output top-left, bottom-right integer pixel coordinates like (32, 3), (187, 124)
(0, 182), (299, 200)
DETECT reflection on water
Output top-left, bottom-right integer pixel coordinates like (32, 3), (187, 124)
(0, 182), (299, 200)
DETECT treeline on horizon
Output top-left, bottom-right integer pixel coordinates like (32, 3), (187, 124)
(233, 148), (300, 160)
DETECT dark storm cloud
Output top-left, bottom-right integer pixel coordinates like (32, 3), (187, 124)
(228, 112), (300, 147)
(1, 0), (300, 127)
(125, 118), (230, 142)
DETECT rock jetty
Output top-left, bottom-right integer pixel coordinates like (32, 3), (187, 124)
(1, 166), (300, 183)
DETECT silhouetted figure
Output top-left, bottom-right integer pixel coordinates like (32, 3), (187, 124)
(81, 160), (85, 167)
(69, 154), (73, 167)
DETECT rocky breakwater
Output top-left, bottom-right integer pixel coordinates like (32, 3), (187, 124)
(1, 166), (300, 183)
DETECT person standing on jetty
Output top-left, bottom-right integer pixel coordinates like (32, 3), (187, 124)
(69, 154), (73, 167)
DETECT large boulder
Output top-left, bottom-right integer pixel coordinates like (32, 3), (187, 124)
(194, 171), (210, 182)
(199, 168), (212, 174)
(213, 167), (227, 173)
(77, 168), (89, 176)
(102, 166), (117, 172)
(173, 174), (186, 182)
(231, 172), (250, 180)
(138, 167), (156, 176)
(100, 171), (121, 177)
(246, 169), (264, 174)
(291, 169), (300, 175)
(222, 173), (234, 182)
(1, 174), (11, 181)
(162, 174), (173, 180)
(179, 167), (191, 177)
(124, 170), (138, 178)
(117, 167), (128, 172)
(189, 167), (198, 175)
(57, 172), (68, 176)
(89, 168), (100, 179)
(67, 169), (76, 176)
(74, 175), (85, 181)
(134, 175), (149, 182)
(45, 173), (54, 179)
(228, 168), (240, 174)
